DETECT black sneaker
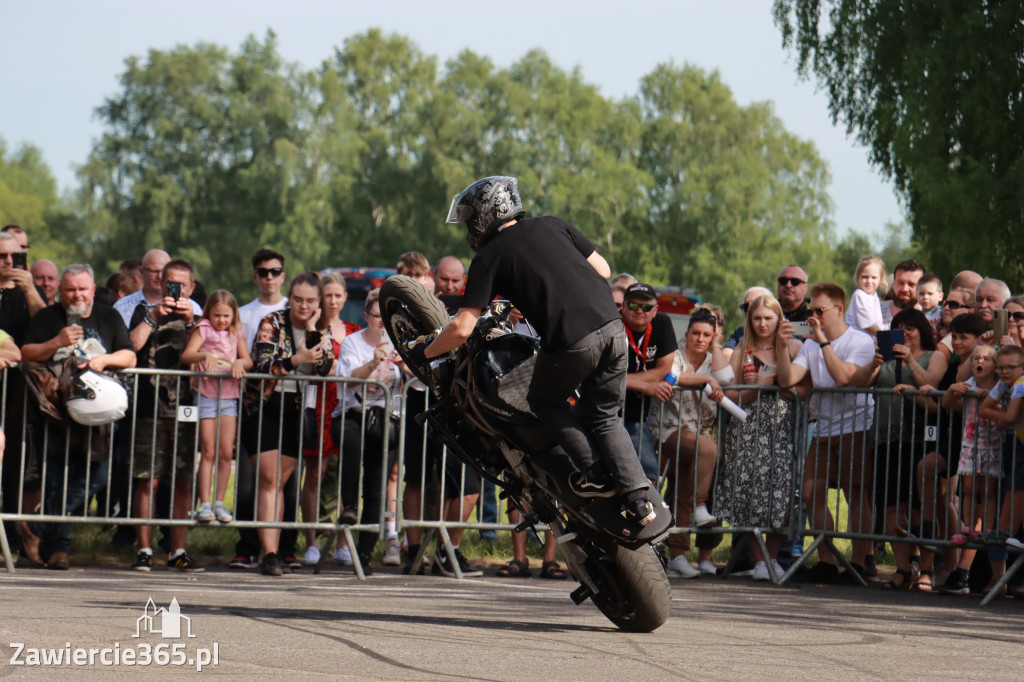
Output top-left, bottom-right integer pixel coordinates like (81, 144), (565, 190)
(797, 561), (839, 583)
(167, 551), (205, 573)
(339, 507), (359, 526)
(228, 554), (256, 569)
(260, 552), (284, 577)
(829, 563), (864, 585)
(568, 470), (617, 498)
(939, 567), (971, 595)
(402, 544), (426, 575)
(132, 551), (153, 572)
(624, 498), (657, 526)
(432, 546), (483, 577)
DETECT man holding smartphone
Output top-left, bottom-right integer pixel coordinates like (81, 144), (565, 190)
(127, 258), (204, 573)
(0, 232), (46, 340)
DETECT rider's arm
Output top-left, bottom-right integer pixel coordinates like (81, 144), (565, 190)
(587, 251), (611, 279)
(425, 308), (483, 358)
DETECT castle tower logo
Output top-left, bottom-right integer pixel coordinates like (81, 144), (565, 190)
(134, 598), (196, 639)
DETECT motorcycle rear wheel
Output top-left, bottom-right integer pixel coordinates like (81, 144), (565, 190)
(589, 542), (672, 633)
(379, 275), (451, 381)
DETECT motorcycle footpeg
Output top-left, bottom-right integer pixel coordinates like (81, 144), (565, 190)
(569, 584), (593, 605)
(513, 516), (538, 533)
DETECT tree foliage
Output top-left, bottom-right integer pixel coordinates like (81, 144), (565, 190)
(774, 0), (1024, 288)
(62, 29), (848, 316)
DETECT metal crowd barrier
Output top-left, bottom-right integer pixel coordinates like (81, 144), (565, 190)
(2, 366), (1023, 603)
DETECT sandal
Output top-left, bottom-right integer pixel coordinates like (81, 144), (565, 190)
(882, 568), (913, 590)
(541, 560), (567, 580)
(496, 559), (531, 578)
(913, 570), (935, 592)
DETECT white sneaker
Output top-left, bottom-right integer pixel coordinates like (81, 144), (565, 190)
(382, 538), (401, 566)
(752, 560), (770, 581)
(195, 502), (214, 523)
(333, 546), (353, 566)
(213, 503), (233, 523)
(692, 505), (716, 528)
(698, 560), (717, 575)
(666, 555), (699, 578)
(303, 545), (321, 565)
(772, 559), (785, 579)
(1006, 537), (1024, 551)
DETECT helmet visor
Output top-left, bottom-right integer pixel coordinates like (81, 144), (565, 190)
(445, 195), (473, 224)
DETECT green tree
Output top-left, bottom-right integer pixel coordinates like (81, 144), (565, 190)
(774, 0), (1024, 288)
(628, 63), (837, 324)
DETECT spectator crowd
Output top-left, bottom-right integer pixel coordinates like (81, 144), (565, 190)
(1, 220), (1023, 600)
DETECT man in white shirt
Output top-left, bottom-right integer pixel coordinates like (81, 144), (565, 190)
(239, 249), (289, 349)
(777, 281), (876, 584)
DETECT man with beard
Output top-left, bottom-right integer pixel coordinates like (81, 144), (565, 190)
(20, 264), (135, 569)
(881, 260), (925, 327)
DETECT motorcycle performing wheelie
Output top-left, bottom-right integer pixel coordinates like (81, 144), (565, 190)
(379, 176), (673, 632)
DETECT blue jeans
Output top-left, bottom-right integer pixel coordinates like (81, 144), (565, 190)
(30, 458), (109, 558)
(625, 421), (659, 480)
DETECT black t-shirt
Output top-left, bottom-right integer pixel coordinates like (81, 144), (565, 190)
(0, 285), (33, 346)
(623, 312), (677, 423)
(24, 303), (133, 356)
(462, 216), (619, 350)
(784, 300), (811, 322)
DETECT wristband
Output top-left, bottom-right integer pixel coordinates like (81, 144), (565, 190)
(819, 340), (831, 348)
(144, 313), (157, 329)
(280, 356), (294, 371)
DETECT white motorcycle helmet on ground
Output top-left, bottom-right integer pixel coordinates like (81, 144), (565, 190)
(64, 369), (129, 426)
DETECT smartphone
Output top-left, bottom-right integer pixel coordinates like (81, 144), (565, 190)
(67, 313), (82, 326)
(993, 309), (1008, 341)
(166, 281), (182, 301)
(11, 252), (26, 270)
(877, 328), (905, 362)
(790, 321), (813, 337)
(380, 329), (394, 354)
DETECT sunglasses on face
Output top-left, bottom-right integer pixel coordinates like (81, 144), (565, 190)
(1011, 312), (1024, 323)
(810, 304), (835, 317)
(625, 301), (655, 313)
(778, 277), (806, 287)
(943, 300), (968, 309)
(256, 267), (284, 278)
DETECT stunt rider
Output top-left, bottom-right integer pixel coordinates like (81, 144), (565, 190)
(416, 176), (657, 525)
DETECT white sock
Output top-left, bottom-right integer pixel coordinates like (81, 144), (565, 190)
(139, 548), (153, 556)
(385, 520), (396, 537)
(169, 548), (185, 559)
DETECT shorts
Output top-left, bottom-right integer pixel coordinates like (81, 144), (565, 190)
(804, 430), (872, 488)
(875, 438), (921, 509)
(1002, 437), (1024, 491)
(402, 388), (481, 499)
(131, 417), (197, 480)
(240, 391), (304, 459)
(199, 395), (239, 420)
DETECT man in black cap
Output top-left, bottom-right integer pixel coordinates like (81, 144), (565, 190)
(621, 283), (677, 482)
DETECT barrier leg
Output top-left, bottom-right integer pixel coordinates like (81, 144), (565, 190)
(0, 515), (13, 573)
(346, 528), (367, 581)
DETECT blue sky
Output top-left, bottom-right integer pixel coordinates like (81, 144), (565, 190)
(1, 0), (904, 239)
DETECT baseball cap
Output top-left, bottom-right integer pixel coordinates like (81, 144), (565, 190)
(623, 283), (657, 301)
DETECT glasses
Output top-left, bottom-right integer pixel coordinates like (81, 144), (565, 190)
(366, 311), (382, 319)
(996, 364), (1022, 372)
(625, 301), (655, 313)
(740, 302), (751, 314)
(778, 277), (806, 287)
(0, 253), (14, 260)
(142, 266), (165, 275)
(256, 267), (284, 278)
(689, 310), (718, 325)
(943, 300), (969, 309)
(810, 304), (835, 317)
(1010, 312), (1024, 323)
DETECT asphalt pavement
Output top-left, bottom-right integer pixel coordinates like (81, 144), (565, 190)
(1, 564), (1022, 680)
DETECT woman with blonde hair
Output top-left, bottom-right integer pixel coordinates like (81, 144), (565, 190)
(717, 294), (806, 580)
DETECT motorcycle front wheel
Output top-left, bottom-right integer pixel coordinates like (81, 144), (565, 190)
(379, 275), (451, 383)
(588, 542), (672, 633)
